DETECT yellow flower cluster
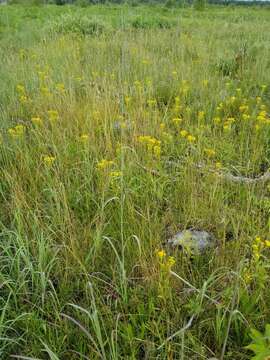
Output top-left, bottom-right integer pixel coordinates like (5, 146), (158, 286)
(242, 267), (252, 284)
(38, 70), (49, 82)
(43, 155), (56, 166)
(252, 236), (270, 261)
(55, 83), (65, 94)
(180, 130), (196, 143)
(31, 116), (43, 126)
(223, 117), (235, 131)
(198, 111), (205, 121)
(156, 249), (176, 270)
(256, 110), (270, 125)
(79, 134), (89, 143)
(204, 148), (216, 157)
(16, 84), (29, 104)
(173, 97), (182, 113)
(109, 171), (122, 178)
(16, 84), (25, 93)
(138, 135), (161, 158)
(239, 104), (249, 113)
(134, 80), (143, 91)
(147, 99), (157, 107)
(48, 110), (59, 122)
(216, 102), (224, 112)
(213, 116), (221, 124)
(8, 124), (26, 138)
(97, 159), (115, 170)
(242, 113), (250, 121)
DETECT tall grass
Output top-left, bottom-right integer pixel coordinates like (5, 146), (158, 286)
(0, 3), (270, 359)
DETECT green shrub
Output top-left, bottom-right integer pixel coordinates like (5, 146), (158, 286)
(9, 0), (44, 4)
(194, 0), (206, 10)
(165, 0), (176, 8)
(75, 0), (90, 6)
(49, 14), (108, 36)
(131, 16), (174, 29)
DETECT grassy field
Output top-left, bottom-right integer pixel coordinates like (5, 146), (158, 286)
(0, 3), (270, 359)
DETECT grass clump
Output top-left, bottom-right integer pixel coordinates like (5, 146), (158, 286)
(131, 15), (175, 29)
(49, 13), (108, 35)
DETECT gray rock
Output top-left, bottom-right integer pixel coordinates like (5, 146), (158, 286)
(167, 229), (215, 254)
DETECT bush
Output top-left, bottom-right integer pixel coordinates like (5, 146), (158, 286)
(131, 16), (174, 29)
(75, 0), (90, 6)
(9, 0), (44, 4)
(194, 0), (206, 10)
(49, 14), (108, 36)
(165, 0), (176, 8)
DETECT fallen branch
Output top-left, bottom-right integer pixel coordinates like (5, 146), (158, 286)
(167, 160), (270, 184)
(136, 159), (270, 184)
(217, 170), (270, 184)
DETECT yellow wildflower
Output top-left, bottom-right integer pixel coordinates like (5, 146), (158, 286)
(204, 148), (216, 157)
(79, 134), (89, 142)
(19, 95), (28, 104)
(134, 80), (141, 87)
(180, 130), (188, 138)
(97, 159), (114, 170)
(56, 83), (65, 93)
(31, 116), (43, 126)
(239, 105), (249, 113)
(43, 155), (56, 166)
(109, 171), (122, 178)
(157, 249), (166, 259)
(198, 111), (205, 121)
(213, 117), (221, 124)
(8, 124), (26, 138)
(242, 114), (250, 121)
(153, 145), (161, 158)
(16, 84), (25, 93)
(48, 110), (59, 122)
(160, 123), (165, 131)
(187, 134), (196, 143)
(147, 99), (157, 107)
(172, 117), (182, 126)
